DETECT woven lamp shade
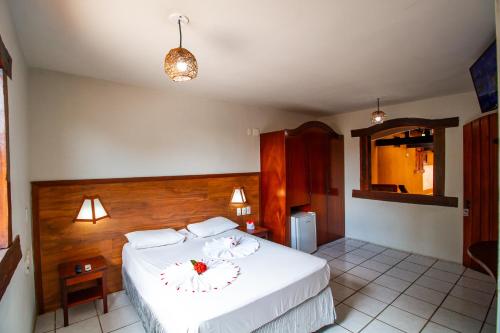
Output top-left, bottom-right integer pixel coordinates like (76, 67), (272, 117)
(164, 47), (198, 82)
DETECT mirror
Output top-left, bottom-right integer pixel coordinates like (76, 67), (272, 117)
(371, 128), (434, 195)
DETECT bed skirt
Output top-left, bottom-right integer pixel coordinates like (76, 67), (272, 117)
(122, 268), (335, 333)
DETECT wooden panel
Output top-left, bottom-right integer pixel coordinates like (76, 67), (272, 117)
(32, 172), (260, 313)
(285, 133), (310, 207)
(0, 235), (21, 301)
(0, 70), (11, 249)
(463, 113), (499, 269)
(260, 131), (287, 245)
(359, 136), (371, 191)
(351, 117), (459, 137)
(433, 128), (445, 196)
(0, 35), (12, 78)
(328, 135), (345, 240)
(352, 190), (458, 207)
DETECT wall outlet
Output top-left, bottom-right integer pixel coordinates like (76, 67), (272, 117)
(252, 128), (260, 136)
(247, 206), (251, 214)
(237, 208), (242, 216)
(242, 207), (247, 215)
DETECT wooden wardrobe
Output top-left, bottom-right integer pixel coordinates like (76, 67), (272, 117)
(260, 121), (345, 246)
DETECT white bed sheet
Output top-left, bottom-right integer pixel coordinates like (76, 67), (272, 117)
(122, 229), (331, 333)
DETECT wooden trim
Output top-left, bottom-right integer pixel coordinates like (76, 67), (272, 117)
(0, 235), (22, 301)
(433, 128), (445, 196)
(352, 190), (458, 207)
(286, 121), (342, 139)
(32, 183), (44, 313)
(351, 117), (459, 137)
(31, 172), (260, 187)
(360, 136), (371, 191)
(0, 68), (12, 249)
(0, 35), (12, 78)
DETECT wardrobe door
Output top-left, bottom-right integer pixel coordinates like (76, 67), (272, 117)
(306, 129), (330, 246)
(286, 133), (310, 207)
(328, 135), (345, 241)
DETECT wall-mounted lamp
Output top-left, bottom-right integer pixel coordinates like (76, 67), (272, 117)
(74, 196), (110, 224)
(230, 187), (247, 204)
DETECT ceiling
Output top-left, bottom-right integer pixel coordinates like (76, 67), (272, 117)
(7, 0), (495, 114)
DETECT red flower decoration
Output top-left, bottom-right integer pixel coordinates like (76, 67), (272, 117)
(191, 260), (208, 275)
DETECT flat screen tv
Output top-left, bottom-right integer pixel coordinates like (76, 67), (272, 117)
(470, 41), (497, 113)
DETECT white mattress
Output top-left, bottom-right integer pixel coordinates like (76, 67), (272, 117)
(122, 229), (331, 333)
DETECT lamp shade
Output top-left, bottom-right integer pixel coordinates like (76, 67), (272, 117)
(164, 47), (198, 82)
(74, 196), (110, 224)
(230, 188), (247, 204)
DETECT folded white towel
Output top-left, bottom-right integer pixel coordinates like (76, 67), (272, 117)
(203, 236), (260, 260)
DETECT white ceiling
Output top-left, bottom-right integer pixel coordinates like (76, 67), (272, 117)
(7, 0), (495, 114)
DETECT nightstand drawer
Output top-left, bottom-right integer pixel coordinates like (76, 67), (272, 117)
(66, 271), (103, 286)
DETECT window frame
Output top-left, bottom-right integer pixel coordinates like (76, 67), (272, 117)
(351, 117), (459, 207)
(0, 34), (11, 249)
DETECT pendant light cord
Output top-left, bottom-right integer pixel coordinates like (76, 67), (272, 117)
(377, 98), (380, 111)
(178, 18), (183, 48)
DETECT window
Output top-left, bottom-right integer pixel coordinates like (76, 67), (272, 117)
(351, 117), (459, 207)
(0, 34), (12, 249)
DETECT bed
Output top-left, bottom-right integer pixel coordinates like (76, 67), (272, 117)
(122, 228), (335, 333)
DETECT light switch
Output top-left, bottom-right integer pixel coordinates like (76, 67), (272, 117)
(237, 208), (242, 216)
(242, 207), (247, 215)
(247, 206), (251, 214)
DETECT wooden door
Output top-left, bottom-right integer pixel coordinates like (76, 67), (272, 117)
(463, 113), (498, 268)
(305, 129), (330, 245)
(328, 135), (345, 241)
(286, 133), (310, 207)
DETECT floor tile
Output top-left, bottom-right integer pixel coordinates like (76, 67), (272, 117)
(343, 292), (388, 317)
(383, 249), (410, 260)
(360, 243), (387, 254)
(337, 253), (367, 265)
(99, 305), (140, 333)
(361, 319), (403, 333)
(96, 290), (131, 314)
(392, 294), (437, 319)
(55, 317), (101, 333)
(321, 247), (348, 258)
(56, 302), (97, 328)
(112, 322), (146, 333)
(35, 311), (55, 333)
(335, 304), (373, 333)
(330, 243), (359, 252)
(432, 260), (465, 275)
(404, 284), (447, 306)
(449, 285), (493, 307)
(334, 273), (370, 290)
(485, 306), (496, 325)
(374, 274), (411, 292)
(350, 249), (378, 259)
(360, 259), (392, 273)
(431, 307), (482, 333)
(344, 239), (367, 248)
(330, 266), (345, 279)
(372, 254), (401, 266)
(442, 295), (488, 321)
(481, 324), (496, 333)
(315, 252), (334, 261)
(386, 267), (420, 282)
(396, 260), (428, 274)
(405, 254), (436, 267)
(463, 268), (495, 283)
(347, 266), (381, 281)
(421, 321), (457, 333)
(330, 281), (356, 302)
(329, 259), (357, 272)
(360, 283), (400, 304)
(424, 268), (460, 284)
(457, 276), (496, 294)
(317, 324), (351, 332)
(377, 305), (427, 333)
(415, 275), (453, 293)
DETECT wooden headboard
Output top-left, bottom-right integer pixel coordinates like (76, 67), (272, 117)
(32, 172), (260, 313)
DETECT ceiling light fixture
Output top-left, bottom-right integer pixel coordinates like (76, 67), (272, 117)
(371, 98), (387, 125)
(164, 14), (198, 82)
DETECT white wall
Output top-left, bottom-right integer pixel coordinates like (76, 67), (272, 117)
(29, 69), (314, 181)
(0, 0), (35, 332)
(321, 92), (485, 262)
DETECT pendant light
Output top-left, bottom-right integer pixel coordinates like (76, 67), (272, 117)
(164, 15), (198, 82)
(371, 98), (386, 125)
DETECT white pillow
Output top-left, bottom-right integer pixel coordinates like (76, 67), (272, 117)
(125, 228), (185, 249)
(187, 216), (239, 238)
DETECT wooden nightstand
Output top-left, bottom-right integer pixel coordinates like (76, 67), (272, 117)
(239, 225), (270, 239)
(58, 256), (108, 327)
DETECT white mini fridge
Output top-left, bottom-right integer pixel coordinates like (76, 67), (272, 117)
(290, 212), (317, 254)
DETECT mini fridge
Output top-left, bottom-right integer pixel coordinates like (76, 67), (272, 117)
(290, 212), (317, 253)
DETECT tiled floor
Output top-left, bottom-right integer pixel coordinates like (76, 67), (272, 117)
(33, 237), (497, 333)
(317, 238), (497, 333)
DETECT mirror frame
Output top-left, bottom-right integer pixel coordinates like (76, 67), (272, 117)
(351, 117), (459, 207)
